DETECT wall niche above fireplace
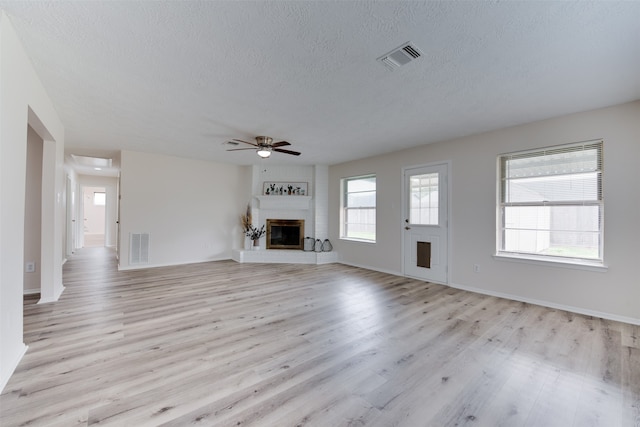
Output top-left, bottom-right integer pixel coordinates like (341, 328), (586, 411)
(266, 219), (304, 250)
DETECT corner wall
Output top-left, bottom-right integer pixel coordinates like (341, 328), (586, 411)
(248, 164), (330, 248)
(23, 126), (42, 293)
(118, 150), (248, 270)
(329, 101), (640, 323)
(0, 12), (65, 391)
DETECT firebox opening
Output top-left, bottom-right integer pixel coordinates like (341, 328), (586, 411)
(266, 219), (304, 250)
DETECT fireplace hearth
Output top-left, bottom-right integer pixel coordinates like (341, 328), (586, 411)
(266, 219), (304, 250)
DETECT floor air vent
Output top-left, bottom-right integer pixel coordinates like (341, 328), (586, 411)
(130, 233), (150, 264)
(378, 42), (423, 70)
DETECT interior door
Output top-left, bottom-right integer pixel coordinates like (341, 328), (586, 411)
(65, 175), (75, 257)
(403, 163), (449, 283)
(116, 175), (121, 261)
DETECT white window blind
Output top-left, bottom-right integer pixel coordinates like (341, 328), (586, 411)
(498, 140), (603, 262)
(341, 175), (376, 242)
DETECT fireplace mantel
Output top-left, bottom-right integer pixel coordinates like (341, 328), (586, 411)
(255, 195), (311, 210)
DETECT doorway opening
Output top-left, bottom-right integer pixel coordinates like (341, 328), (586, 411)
(82, 186), (106, 247)
(23, 125), (43, 296)
(403, 162), (450, 284)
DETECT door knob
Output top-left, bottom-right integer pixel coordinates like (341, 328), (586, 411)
(405, 226), (411, 230)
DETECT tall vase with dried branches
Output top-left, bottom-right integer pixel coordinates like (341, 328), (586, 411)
(240, 204), (252, 250)
(240, 204), (266, 250)
(241, 204), (251, 234)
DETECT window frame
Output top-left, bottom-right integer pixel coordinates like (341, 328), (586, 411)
(496, 140), (604, 268)
(408, 172), (440, 226)
(341, 174), (376, 243)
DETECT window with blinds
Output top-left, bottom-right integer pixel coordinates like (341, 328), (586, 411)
(498, 140), (603, 263)
(341, 175), (376, 242)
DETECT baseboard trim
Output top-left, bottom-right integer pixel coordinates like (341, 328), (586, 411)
(38, 285), (65, 304)
(118, 257), (232, 271)
(336, 261), (640, 325)
(337, 261), (403, 278)
(106, 254), (640, 325)
(0, 343), (27, 393)
(449, 281), (640, 326)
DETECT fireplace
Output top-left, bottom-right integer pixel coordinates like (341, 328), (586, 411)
(266, 219), (304, 250)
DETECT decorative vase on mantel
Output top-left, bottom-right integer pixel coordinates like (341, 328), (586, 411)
(245, 224), (265, 251)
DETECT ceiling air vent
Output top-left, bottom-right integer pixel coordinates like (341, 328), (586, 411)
(377, 42), (423, 70)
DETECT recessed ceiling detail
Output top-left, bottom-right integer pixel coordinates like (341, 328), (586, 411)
(377, 42), (423, 70)
(70, 154), (112, 168)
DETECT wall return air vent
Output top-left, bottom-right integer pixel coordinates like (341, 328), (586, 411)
(377, 42), (423, 70)
(130, 232), (150, 264)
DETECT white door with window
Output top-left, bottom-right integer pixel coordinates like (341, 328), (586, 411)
(403, 163), (449, 283)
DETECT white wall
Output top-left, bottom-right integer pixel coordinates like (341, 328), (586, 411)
(118, 150), (248, 270)
(329, 101), (640, 324)
(23, 126), (43, 293)
(0, 13), (65, 392)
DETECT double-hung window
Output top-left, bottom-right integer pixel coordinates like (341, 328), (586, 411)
(341, 175), (376, 242)
(498, 140), (603, 265)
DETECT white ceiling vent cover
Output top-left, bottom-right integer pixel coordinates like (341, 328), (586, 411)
(130, 232), (150, 264)
(377, 42), (423, 70)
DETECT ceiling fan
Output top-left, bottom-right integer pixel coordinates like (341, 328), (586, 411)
(226, 136), (301, 158)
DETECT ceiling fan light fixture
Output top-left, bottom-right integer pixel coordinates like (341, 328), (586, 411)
(257, 148), (272, 158)
(227, 136), (300, 157)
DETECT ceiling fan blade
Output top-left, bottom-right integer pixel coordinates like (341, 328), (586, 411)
(274, 148), (301, 156)
(232, 139), (258, 147)
(227, 148), (257, 151)
(271, 141), (291, 147)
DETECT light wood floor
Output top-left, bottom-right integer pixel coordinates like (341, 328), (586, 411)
(1, 248), (638, 426)
(82, 233), (105, 248)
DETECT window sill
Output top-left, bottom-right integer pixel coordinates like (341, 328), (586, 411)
(493, 252), (608, 272)
(340, 237), (376, 244)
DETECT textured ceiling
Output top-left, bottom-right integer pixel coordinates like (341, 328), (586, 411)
(1, 1), (639, 169)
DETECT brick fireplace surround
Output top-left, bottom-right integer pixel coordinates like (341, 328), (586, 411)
(232, 165), (338, 265)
